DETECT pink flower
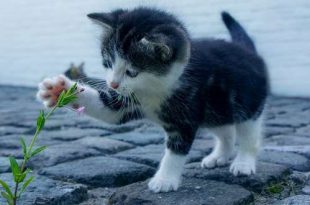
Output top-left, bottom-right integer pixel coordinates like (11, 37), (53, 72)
(76, 106), (85, 115)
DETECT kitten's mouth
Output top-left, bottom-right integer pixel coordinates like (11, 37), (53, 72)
(109, 86), (128, 96)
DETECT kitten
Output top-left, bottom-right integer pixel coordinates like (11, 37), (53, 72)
(64, 62), (86, 81)
(37, 8), (268, 193)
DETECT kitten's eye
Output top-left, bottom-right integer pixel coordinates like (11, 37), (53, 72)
(103, 60), (112, 69)
(125, 70), (139, 78)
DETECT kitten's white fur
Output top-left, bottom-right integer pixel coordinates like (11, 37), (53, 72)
(201, 125), (236, 168)
(230, 116), (263, 175)
(105, 52), (126, 86)
(148, 148), (186, 192)
(201, 116), (262, 176)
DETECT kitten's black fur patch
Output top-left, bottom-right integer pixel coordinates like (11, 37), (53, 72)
(85, 8), (269, 155)
(161, 38), (268, 154)
(161, 12), (268, 154)
(221, 12), (256, 52)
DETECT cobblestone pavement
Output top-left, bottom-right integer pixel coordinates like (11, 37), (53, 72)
(0, 85), (310, 205)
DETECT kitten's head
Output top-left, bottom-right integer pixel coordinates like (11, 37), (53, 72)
(87, 7), (190, 96)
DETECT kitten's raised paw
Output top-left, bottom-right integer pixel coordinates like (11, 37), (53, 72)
(229, 155), (256, 176)
(36, 75), (72, 108)
(148, 176), (180, 193)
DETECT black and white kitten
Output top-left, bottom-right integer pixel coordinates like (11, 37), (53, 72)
(37, 8), (268, 193)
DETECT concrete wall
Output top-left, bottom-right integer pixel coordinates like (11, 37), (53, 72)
(0, 0), (309, 96)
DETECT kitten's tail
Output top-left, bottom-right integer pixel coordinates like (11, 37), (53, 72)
(221, 11), (256, 53)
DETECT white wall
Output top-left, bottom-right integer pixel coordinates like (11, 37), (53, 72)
(0, 0), (309, 97)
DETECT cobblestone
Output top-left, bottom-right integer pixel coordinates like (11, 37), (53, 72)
(108, 178), (253, 205)
(0, 173), (88, 205)
(0, 86), (310, 204)
(266, 134), (310, 146)
(0, 157), (12, 173)
(39, 127), (111, 141)
(28, 143), (102, 168)
(184, 162), (289, 192)
(265, 145), (310, 158)
(273, 195), (310, 205)
(107, 127), (164, 146)
(258, 150), (310, 171)
(0, 126), (30, 136)
(264, 126), (295, 138)
(297, 125), (310, 136)
(39, 156), (155, 187)
(114, 144), (204, 167)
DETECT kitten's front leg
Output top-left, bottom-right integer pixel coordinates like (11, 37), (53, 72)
(36, 75), (125, 124)
(148, 130), (194, 193)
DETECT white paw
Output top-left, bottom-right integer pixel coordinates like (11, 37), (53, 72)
(36, 75), (73, 108)
(201, 154), (230, 168)
(229, 155), (256, 176)
(148, 175), (180, 193)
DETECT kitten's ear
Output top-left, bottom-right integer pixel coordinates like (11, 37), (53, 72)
(78, 62), (85, 70)
(87, 13), (115, 29)
(140, 37), (172, 62)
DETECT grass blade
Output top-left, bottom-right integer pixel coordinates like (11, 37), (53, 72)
(0, 179), (13, 198)
(9, 157), (21, 182)
(1, 192), (13, 205)
(30, 146), (47, 158)
(19, 176), (34, 196)
(36, 110), (45, 132)
(20, 137), (27, 156)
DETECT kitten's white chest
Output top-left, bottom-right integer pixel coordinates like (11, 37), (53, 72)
(129, 62), (184, 123)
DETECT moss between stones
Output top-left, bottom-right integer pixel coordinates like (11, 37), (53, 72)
(266, 183), (285, 194)
(251, 172), (306, 205)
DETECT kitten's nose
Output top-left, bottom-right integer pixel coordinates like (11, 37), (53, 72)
(110, 82), (119, 89)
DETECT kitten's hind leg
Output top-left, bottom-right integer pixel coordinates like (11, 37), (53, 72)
(201, 125), (236, 168)
(230, 116), (263, 176)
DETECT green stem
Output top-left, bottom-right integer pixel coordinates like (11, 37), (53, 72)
(12, 105), (58, 205)
(12, 182), (18, 205)
(28, 106), (56, 154)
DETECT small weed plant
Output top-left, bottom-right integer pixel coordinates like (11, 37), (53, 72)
(0, 83), (80, 205)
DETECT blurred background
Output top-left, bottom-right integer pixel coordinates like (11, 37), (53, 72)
(0, 0), (309, 97)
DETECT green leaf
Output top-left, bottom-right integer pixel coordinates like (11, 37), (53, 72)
(16, 168), (31, 183)
(58, 90), (66, 101)
(62, 95), (77, 106)
(36, 110), (45, 132)
(1, 191), (13, 205)
(56, 91), (67, 107)
(0, 179), (13, 198)
(30, 146), (47, 158)
(67, 83), (77, 95)
(9, 157), (21, 182)
(20, 137), (27, 156)
(19, 176), (34, 197)
(56, 83), (79, 107)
